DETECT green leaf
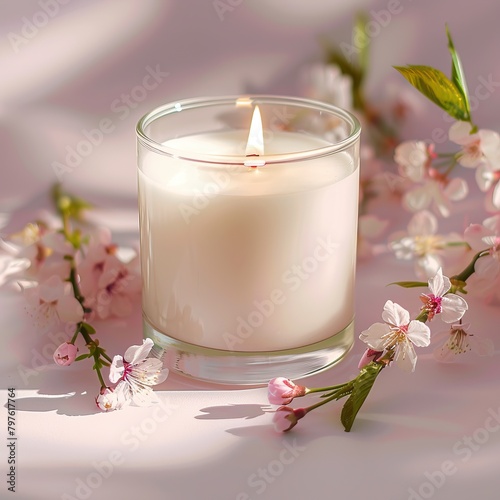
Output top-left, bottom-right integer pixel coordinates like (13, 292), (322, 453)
(389, 280), (428, 288)
(446, 25), (471, 120)
(75, 353), (91, 362)
(394, 65), (470, 121)
(341, 362), (384, 432)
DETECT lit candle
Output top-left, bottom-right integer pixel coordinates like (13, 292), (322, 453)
(137, 96), (360, 382)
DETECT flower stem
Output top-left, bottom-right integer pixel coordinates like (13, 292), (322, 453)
(305, 384), (354, 413)
(307, 383), (351, 394)
(452, 250), (489, 283)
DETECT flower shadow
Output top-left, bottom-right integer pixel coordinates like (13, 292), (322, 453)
(195, 403), (272, 420)
(6, 391), (100, 416)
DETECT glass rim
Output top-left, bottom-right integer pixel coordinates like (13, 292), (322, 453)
(136, 95), (361, 165)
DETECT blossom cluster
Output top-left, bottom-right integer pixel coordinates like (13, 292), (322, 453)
(1, 188), (167, 410)
(265, 23), (498, 433)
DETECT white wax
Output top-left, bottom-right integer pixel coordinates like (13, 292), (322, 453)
(138, 130), (359, 351)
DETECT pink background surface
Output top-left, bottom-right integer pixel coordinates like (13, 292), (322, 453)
(1, 1), (500, 499)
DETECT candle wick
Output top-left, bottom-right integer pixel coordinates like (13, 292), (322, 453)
(245, 153), (260, 169)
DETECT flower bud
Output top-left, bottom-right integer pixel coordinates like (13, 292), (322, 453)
(358, 348), (383, 370)
(95, 387), (118, 412)
(268, 377), (307, 405)
(272, 406), (307, 432)
(53, 342), (78, 366)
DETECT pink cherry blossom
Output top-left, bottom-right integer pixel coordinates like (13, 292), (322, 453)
(359, 300), (431, 372)
(78, 227), (117, 299)
(272, 406), (307, 433)
(449, 121), (500, 169)
(463, 215), (500, 280)
(53, 342), (79, 366)
(432, 323), (494, 363)
(420, 268), (468, 323)
(92, 254), (141, 319)
(109, 338), (168, 407)
(24, 275), (84, 331)
(268, 377), (307, 405)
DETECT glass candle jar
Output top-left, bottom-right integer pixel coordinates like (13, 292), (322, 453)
(136, 95), (360, 384)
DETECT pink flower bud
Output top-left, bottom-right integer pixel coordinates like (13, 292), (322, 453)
(53, 342), (78, 366)
(268, 377), (307, 405)
(272, 406), (307, 432)
(358, 348), (383, 370)
(95, 387), (118, 412)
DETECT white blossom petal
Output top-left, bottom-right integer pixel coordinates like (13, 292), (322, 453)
(404, 186), (431, 212)
(463, 224), (491, 251)
(474, 255), (500, 279)
(109, 355), (124, 383)
(440, 294), (468, 323)
(444, 178), (468, 201)
(406, 320), (431, 347)
(492, 182), (500, 209)
(124, 338), (154, 364)
(56, 294), (84, 323)
(428, 268), (449, 297)
(479, 129), (500, 169)
(359, 323), (390, 351)
(448, 121), (472, 145)
(408, 210), (438, 236)
(475, 164), (494, 191)
(38, 275), (65, 302)
(483, 215), (500, 233)
(382, 300), (410, 327)
(113, 380), (132, 409)
(394, 340), (417, 372)
(416, 254), (442, 280)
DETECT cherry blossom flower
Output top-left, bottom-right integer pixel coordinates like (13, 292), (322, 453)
(359, 300), (431, 371)
(95, 387), (123, 412)
(394, 141), (432, 182)
(462, 216), (500, 302)
(24, 275), (84, 331)
(420, 268), (468, 322)
(272, 406), (307, 432)
(475, 163), (500, 211)
(109, 338), (168, 407)
(449, 121), (500, 169)
(90, 254), (141, 319)
(268, 378), (307, 405)
(394, 140), (468, 217)
(463, 215), (500, 280)
(78, 227), (117, 299)
(432, 323), (494, 363)
(9, 223), (72, 281)
(300, 63), (352, 110)
(53, 342), (79, 366)
(390, 210), (446, 279)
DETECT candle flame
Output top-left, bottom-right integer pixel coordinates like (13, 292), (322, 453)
(245, 106), (264, 158)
